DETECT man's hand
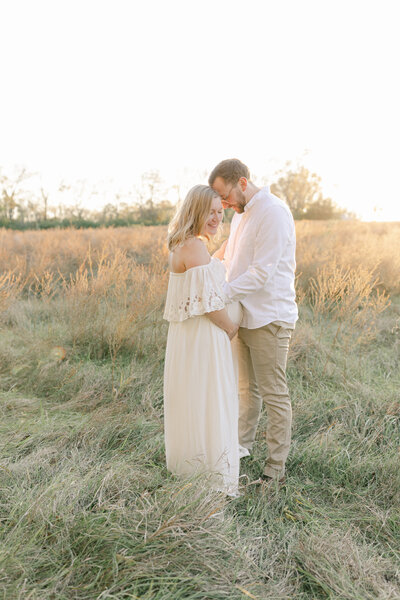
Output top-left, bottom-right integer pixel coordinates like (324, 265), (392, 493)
(212, 239), (228, 261)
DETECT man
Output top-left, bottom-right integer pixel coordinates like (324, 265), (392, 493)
(209, 158), (298, 483)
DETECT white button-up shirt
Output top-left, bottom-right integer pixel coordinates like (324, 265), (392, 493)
(223, 186), (298, 329)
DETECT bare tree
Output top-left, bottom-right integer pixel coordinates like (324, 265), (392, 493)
(40, 186), (49, 221)
(0, 166), (35, 222)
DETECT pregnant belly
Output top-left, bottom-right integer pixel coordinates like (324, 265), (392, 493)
(226, 301), (243, 325)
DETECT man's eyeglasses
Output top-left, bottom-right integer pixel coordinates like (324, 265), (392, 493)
(220, 184), (236, 204)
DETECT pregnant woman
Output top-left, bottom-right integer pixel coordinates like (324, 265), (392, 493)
(163, 184), (242, 496)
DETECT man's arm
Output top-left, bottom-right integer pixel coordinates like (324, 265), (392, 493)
(212, 239), (228, 260)
(224, 205), (292, 302)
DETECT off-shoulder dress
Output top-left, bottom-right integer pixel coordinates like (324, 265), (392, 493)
(163, 257), (240, 496)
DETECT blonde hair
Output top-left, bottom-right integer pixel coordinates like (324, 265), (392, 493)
(167, 185), (219, 251)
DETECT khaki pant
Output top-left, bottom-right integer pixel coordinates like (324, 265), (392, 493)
(233, 322), (293, 479)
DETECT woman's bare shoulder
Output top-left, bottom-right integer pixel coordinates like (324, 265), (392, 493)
(180, 236), (204, 248)
(170, 237), (210, 272)
(181, 237), (210, 269)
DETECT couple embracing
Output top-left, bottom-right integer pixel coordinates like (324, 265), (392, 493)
(163, 159), (298, 496)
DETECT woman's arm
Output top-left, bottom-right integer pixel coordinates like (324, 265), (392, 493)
(181, 238), (238, 339)
(206, 308), (239, 340)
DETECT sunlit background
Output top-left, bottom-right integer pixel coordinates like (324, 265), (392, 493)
(1, 0), (399, 221)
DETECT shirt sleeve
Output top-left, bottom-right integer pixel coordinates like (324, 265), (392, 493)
(223, 205), (292, 302)
(223, 213), (242, 269)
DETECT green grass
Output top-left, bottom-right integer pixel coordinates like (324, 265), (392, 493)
(0, 292), (399, 599)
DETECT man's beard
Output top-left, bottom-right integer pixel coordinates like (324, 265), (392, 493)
(233, 189), (247, 213)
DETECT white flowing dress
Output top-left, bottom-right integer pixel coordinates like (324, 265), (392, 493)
(163, 257), (241, 496)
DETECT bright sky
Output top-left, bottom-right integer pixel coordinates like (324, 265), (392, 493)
(1, 0), (399, 220)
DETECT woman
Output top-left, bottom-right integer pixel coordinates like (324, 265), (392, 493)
(163, 185), (241, 496)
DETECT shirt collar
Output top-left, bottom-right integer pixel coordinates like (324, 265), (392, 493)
(244, 186), (270, 213)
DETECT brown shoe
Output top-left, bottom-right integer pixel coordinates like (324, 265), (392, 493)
(260, 474), (286, 486)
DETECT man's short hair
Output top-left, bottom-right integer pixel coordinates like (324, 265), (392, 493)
(208, 159), (251, 186)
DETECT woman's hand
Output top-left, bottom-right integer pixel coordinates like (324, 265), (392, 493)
(227, 323), (239, 340)
(206, 307), (238, 339)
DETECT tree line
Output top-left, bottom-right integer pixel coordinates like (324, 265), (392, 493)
(0, 164), (354, 230)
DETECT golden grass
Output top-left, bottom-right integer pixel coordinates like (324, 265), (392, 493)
(2, 221), (399, 293)
(0, 271), (23, 313)
(0, 226), (167, 285)
(1, 221), (397, 359)
(1, 228), (170, 362)
(295, 220), (400, 295)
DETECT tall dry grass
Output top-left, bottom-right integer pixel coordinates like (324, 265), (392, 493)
(1, 229), (170, 375)
(0, 226), (167, 286)
(1, 221), (397, 369)
(295, 220), (400, 295)
(1, 220), (399, 293)
(0, 271), (23, 313)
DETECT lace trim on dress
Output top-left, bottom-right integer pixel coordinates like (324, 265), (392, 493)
(163, 259), (226, 322)
(176, 288), (225, 317)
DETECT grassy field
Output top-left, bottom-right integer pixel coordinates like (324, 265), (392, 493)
(0, 222), (399, 599)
